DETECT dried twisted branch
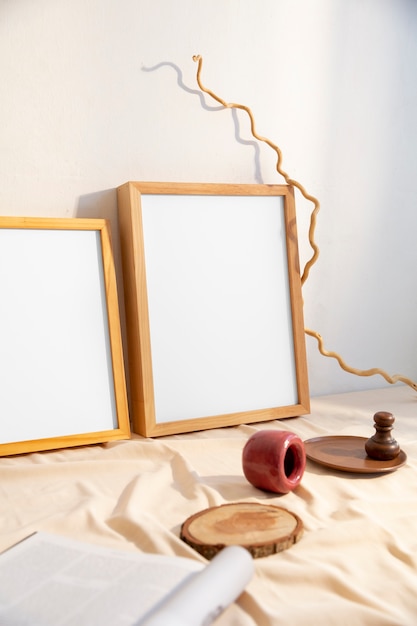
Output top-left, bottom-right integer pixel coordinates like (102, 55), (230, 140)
(193, 54), (319, 286)
(192, 54), (417, 393)
(305, 329), (417, 391)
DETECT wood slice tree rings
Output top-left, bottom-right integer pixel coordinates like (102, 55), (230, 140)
(180, 502), (303, 559)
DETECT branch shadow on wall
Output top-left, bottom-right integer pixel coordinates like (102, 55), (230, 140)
(142, 61), (264, 183)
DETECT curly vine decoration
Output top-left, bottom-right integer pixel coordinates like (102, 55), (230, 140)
(192, 54), (417, 393)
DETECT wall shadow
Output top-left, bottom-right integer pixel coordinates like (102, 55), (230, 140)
(142, 61), (264, 183)
(76, 188), (130, 403)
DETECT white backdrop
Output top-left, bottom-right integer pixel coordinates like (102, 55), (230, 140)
(1, 0), (416, 397)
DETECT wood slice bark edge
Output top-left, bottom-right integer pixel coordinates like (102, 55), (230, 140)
(180, 502), (303, 559)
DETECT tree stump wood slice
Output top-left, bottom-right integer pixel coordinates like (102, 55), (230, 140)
(180, 502), (303, 559)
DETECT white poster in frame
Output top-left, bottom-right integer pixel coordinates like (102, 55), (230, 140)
(117, 182), (309, 437)
(0, 217), (130, 456)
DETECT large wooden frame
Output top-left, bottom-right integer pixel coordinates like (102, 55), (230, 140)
(0, 217), (130, 456)
(118, 182), (309, 437)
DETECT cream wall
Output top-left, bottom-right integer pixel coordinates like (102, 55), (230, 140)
(1, 0), (416, 397)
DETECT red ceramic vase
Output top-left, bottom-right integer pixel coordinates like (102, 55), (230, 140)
(242, 430), (306, 494)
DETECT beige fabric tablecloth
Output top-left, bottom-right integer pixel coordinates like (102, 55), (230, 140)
(1, 385), (417, 625)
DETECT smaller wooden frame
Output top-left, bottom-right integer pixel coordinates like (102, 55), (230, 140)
(0, 217), (130, 456)
(118, 182), (309, 437)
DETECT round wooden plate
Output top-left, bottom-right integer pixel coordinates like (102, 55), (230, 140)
(304, 436), (407, 474)
(180, 502), (303, 559)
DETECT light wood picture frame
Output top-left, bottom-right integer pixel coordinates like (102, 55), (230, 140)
(117, 182), (309, 437)
(0, 217), (130, 456)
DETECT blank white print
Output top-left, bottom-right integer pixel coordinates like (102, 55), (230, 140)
(0, 229), (117, 443)
(141, 194), (297, 423)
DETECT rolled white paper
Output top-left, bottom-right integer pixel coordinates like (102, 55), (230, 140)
(137, 545), (254, 626)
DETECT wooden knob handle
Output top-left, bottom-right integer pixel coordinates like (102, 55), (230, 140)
(365, 411), (401, 460)
(373, 411), (395, 428)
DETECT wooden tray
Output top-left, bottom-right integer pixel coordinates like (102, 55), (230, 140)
(181, 502), (303, 559)
(304, 436), (407, 474)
